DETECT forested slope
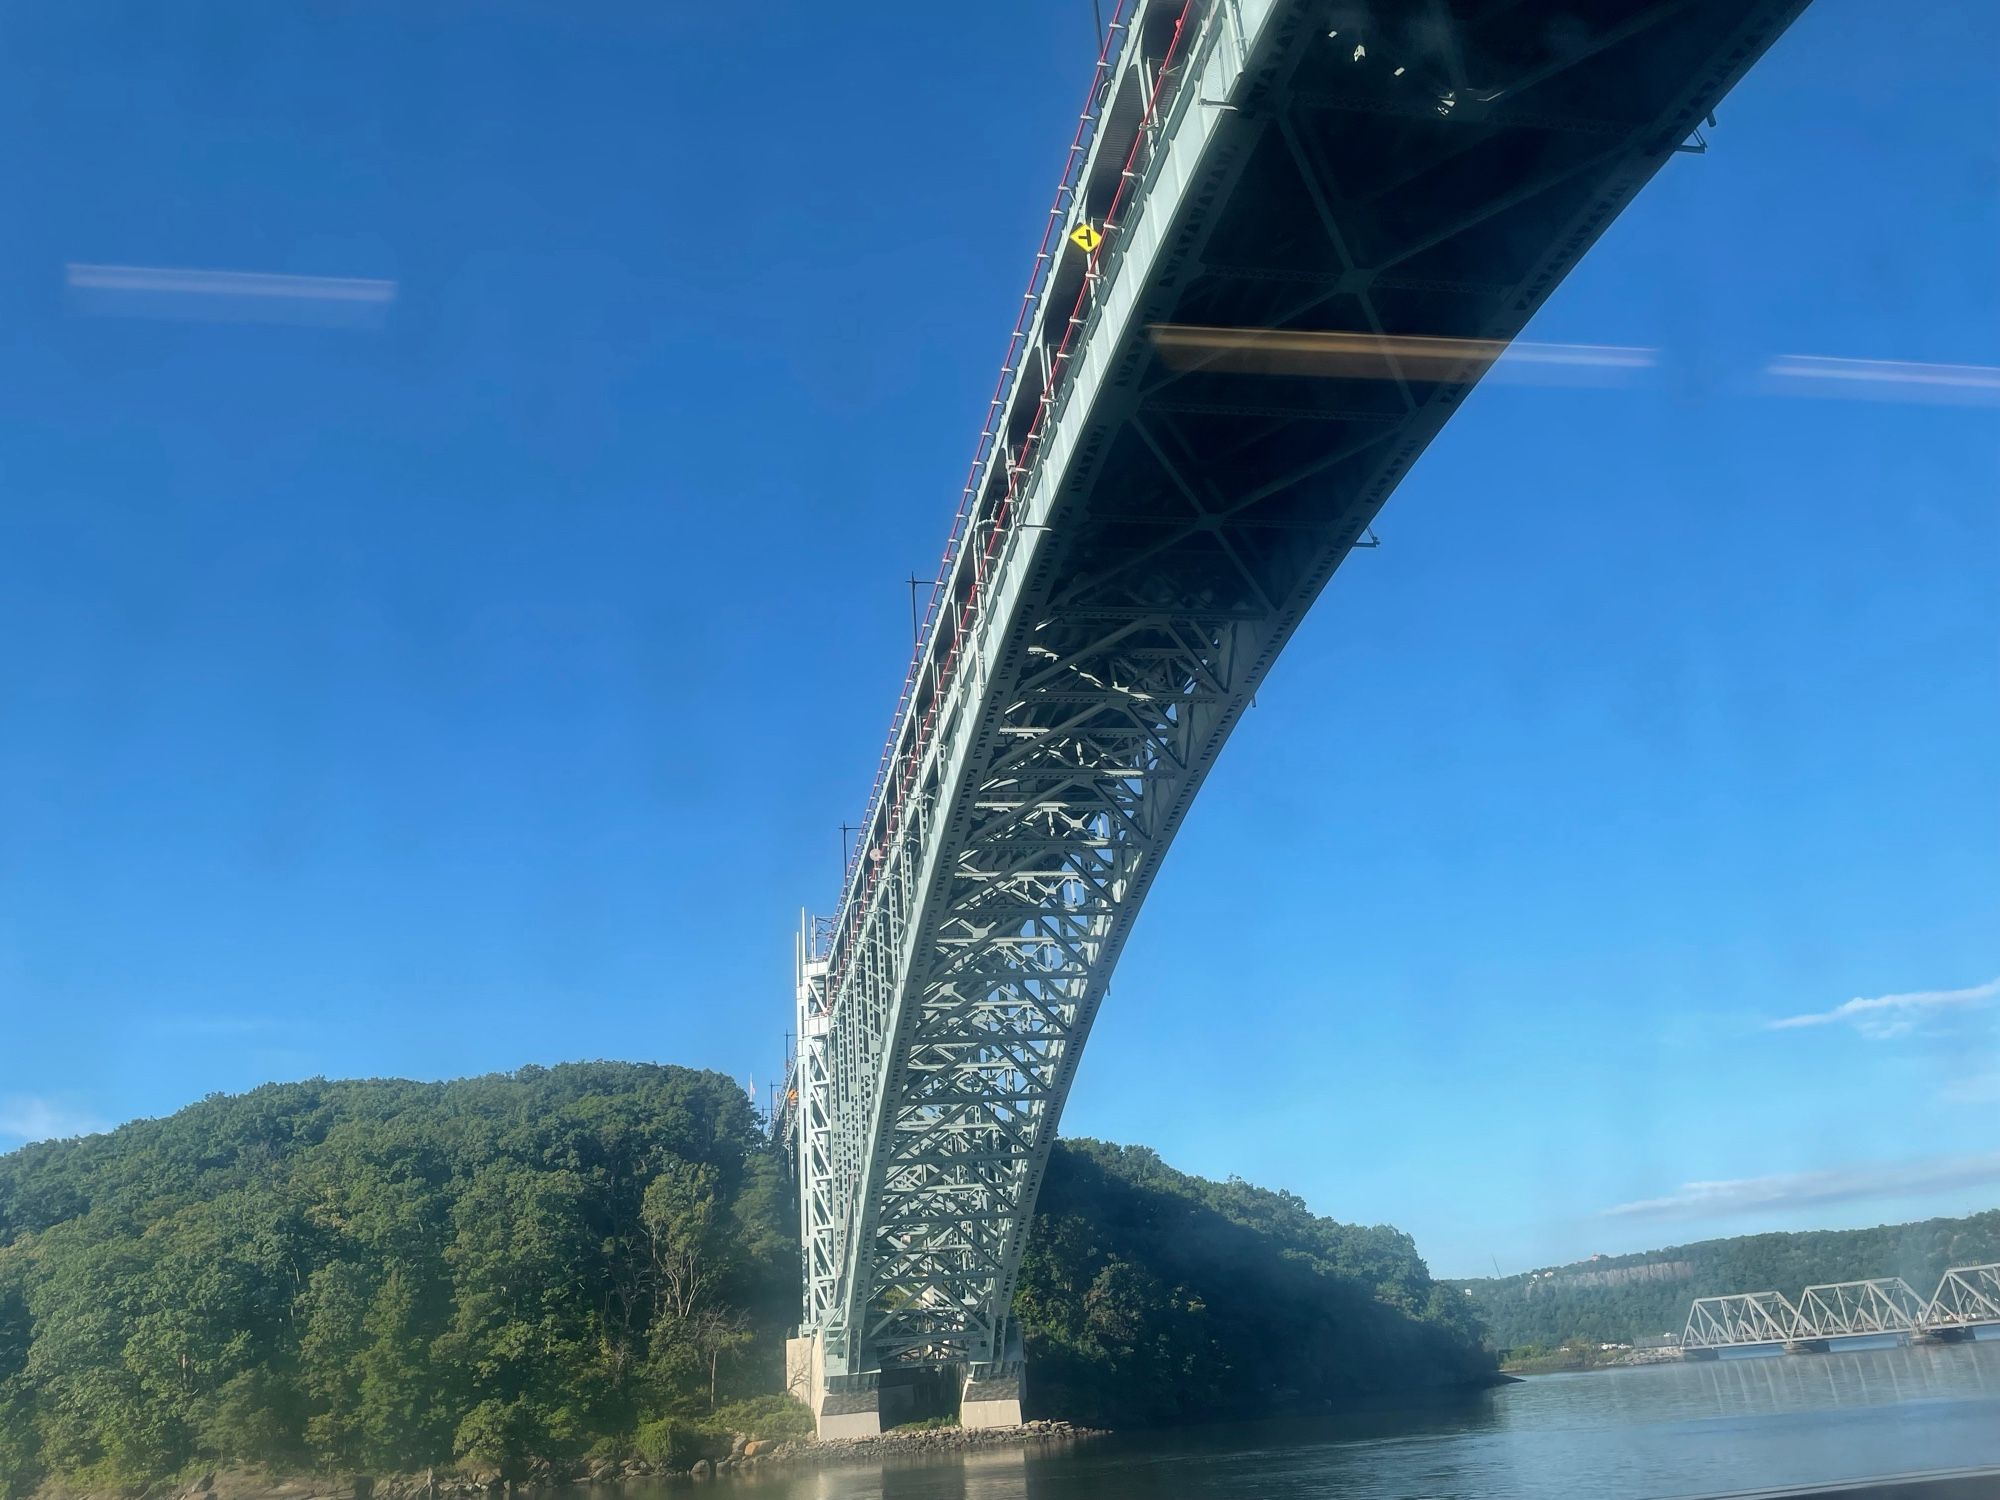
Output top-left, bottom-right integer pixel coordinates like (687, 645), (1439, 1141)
(1458, 1211), (2000, 1350)
(0, 1065), (792, 1494)
(1019, 1141), (1494, 1426)
(0, 1066), (1492, 1495)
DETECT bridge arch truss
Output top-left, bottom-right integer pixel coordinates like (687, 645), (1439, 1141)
(788, 0), (1813, 1426)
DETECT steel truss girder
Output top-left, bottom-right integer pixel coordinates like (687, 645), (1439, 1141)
(1926, 1264), (2000, 1330)
(797, 0), (1814, 1385)
(1795, 1279), (1929, 1338)
(1684, 1291), (1802, 1349)
(1681, 1266), (2000, 1346)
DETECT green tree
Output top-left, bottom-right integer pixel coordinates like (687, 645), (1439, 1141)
(195, 1368), (303, 1468)
(299, 1260), (373, 1467)
(355, 1268), (451, 1471)
(642, 1163), (724, 1325)
(438, 1165), (600, 1467)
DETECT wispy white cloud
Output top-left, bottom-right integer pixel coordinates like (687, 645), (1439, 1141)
(1604, 1152), (2000, 1222)
(1764, 353), (2000, 405)
(1766, 976), (1999, 1040)
(65, 263), (396, 327)
(66, 264), (395, 302)
(0, 1096), (109, 1145)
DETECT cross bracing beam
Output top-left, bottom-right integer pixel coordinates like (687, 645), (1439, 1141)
(1795, 1279), (1929, 1339)
(1684, 1292), (1802, 1350)
(795, 0), (1813, 1397)
(1926, 1265), (2000, 1331)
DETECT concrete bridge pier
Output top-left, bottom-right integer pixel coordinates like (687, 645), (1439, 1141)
(784, 1333), (881, 1440)
(960, 1365), (1025, 1430)
(786, 1333), (1027, 1436)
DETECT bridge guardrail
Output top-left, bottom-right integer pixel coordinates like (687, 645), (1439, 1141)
(822, 3), (1139, 951)
(822, 0), (1235, 1012)
(804, 0), (1245, 1357)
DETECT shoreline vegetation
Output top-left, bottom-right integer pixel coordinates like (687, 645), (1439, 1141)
(84, 1421), (1108, 1500)
(0, 1064), (1495, 1500)
(1497, 1341), (1679, 1376)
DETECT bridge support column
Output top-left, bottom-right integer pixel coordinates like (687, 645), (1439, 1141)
(816, 1385), (881, 1439)
(784, 1333), (882, 1440)
(960, 1366), (1024, 1430)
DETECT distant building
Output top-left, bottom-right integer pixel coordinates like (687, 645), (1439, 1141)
(1634, 1333), (1681, 1351)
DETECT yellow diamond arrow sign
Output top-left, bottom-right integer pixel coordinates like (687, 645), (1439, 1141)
(1069, 222), (1102, 253)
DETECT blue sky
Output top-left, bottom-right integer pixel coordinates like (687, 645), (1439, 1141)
(0, 1), (1994, 1278)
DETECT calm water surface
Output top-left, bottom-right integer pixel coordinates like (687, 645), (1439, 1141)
(666, 1337), (2000, 1500)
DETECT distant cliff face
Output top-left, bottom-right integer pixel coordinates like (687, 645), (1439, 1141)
(1520, 1260), (1695, 1294)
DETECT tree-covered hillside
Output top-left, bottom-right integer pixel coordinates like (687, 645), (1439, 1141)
(1019, 1141), (1493, 1427)
(0, 1065), (791, 1495)
(0, 1066), (1493, 1496)
(1458, 1211), (2000, 1350)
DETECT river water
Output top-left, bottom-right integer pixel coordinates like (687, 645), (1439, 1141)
(672, 1337), (2000, 1500)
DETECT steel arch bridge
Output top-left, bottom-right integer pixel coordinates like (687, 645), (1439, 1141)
(784, 0), (1810, 1435)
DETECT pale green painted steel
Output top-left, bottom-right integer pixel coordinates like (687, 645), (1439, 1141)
(791, 0), (1818, 1411)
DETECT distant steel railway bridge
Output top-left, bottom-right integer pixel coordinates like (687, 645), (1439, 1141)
(1682, 1266), (2000, 1355)
(780, 0), (1813, 1435)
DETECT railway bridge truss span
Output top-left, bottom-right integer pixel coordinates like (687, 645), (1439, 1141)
(1683, 1267), (2000, 1352)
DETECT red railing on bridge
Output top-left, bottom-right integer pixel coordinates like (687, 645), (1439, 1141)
(822, 0), (1207, 1010)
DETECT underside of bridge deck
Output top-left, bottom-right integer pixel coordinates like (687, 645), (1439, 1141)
(792, 0), (1811, 1434)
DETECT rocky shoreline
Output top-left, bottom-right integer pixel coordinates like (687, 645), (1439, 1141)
(57, 1422), (1105, 1500)
(722, 1418), (1102, 1473)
